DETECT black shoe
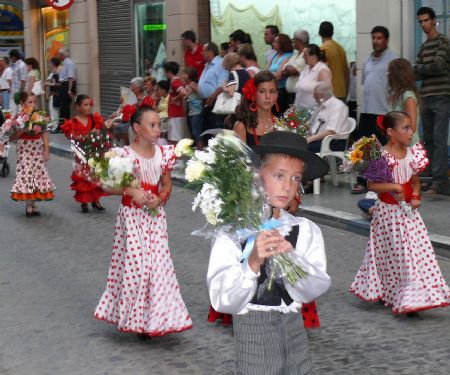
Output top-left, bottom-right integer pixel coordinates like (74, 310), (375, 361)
(406, 312), (420, 318)
(26, 206), (34, 217)
(32, 210), (41, 216)
(91, 202), (105, 211)
(136, 333), (151, 341)
(81, 203), (89, 213)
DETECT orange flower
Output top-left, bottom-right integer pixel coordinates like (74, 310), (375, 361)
(31, 112), (41, 122)
(350, 149), (363, 164)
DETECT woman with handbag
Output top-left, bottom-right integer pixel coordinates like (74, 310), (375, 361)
(24, 58), (44, 109)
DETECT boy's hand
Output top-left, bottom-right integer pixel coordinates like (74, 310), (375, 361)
(248, 230), (285, 273)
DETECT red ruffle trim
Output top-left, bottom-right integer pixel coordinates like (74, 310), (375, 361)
(11, 191), (54, 201)
(62, 113), (105, 139)
(349, 289), (450, 315)
(70, 172), (108, 203)
(94, 314), (193, 337)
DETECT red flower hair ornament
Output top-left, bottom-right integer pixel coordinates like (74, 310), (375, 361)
(242, 78), (257, 102)
(122, 96), (155, 122)
(376, 114), (386, 133)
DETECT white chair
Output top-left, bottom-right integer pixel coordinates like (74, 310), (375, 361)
(313, 117), (357, 194)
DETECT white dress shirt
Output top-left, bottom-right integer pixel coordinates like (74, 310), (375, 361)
(207, 211), (331, 315)
(0, 66), (12, 90)
(311, 96), (350, 135)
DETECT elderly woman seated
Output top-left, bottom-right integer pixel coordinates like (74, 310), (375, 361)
(307, 81), (351, 153)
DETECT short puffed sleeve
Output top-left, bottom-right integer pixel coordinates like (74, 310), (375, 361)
(409, 143), (429, 175)
(161, 145), (176, 175)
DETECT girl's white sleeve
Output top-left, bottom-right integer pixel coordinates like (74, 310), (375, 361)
(207, 235), (259, 314)
(284, 220), (331, 303)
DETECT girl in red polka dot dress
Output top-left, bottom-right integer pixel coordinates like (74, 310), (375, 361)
(94, 106), (192, 337)
(350, 111), (450, 315)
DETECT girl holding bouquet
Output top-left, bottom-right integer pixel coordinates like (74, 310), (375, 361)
(10, 92), (55, 216)
(207, 131), (331, 374)
(61, 95), (108, 213)
(94, 106), (192, 338)
(349, 111), (450, 315)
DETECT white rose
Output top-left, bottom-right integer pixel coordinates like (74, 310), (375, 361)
(185, 160), (205, 182)
(104, 150), (116, 159)
(88, 158), (96, 168)
(94, 164), (103, 175)
(175, 138), (194, 157)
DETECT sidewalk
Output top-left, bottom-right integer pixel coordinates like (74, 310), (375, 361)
(47, 132), (450, 252)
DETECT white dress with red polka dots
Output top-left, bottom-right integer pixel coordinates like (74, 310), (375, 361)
(94, 145), (193, 336)
(349, 143), (450, 314)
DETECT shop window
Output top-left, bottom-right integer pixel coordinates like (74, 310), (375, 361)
(135, 1), (166, 79)
(41, 6), (69, 62)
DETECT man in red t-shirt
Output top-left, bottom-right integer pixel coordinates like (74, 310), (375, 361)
(163, 61), (189, 144)
(181, 30), (205, 78)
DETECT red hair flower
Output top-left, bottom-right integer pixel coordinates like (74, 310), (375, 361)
(242, 78), (256, 102)
(376, 115), (385, 133)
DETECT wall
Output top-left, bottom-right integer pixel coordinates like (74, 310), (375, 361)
(22, 0), (100, 112)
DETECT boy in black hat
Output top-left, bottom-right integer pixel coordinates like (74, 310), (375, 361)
(207, 131), (331, 374)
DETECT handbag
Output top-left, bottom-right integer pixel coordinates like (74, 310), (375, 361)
(32, 80), (44, 96)
(212, 71), (241, 115)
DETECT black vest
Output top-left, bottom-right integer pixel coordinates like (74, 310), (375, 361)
(245, 224), (299, 307)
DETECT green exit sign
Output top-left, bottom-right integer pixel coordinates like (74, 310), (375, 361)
(143, 24), (166, 31)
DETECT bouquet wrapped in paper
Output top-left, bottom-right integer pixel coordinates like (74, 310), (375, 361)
(175, 133), (308, 291)
(273, 106), (313, 137)
(0, 110), (47, 143)
(341, 135), (414, 218)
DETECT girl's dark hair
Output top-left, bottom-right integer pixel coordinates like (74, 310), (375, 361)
(183, 66), (198, 82)
(157, 80), (170, 92)
(378, 111), (410, 134)
(388, 58), (420, 108)
(75, 94), (90, 106)
(130, 105), (156, 131)
(276, 34), (294, 53)
(24, 57), (40, 70)
(220, 42), (229, 51)
(19, 91), (34, 104)
(50, 57), (61, 67)
(229, 29), (252, 44)
(235, 71), (277, 130)
(306, 44), (326, 62)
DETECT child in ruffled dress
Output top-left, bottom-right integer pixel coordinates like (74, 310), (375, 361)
(350, 111), (450, 315)
(10, 92), (55, 216)
(61, 95), (108, 213)
(207, 131), (331, 374)
(94, 106), (192, 338)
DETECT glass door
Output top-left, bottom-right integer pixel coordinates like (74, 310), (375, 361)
(134, 1), (166, 79)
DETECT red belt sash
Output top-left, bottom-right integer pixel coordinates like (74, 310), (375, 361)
(121, 182), (158, 208)
(379, 181), (412, 205)
(20, 133), (41, 140)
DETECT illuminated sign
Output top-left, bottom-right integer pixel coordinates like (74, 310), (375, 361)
(47, 0), (74, 11)
(143, 24), (166, 31)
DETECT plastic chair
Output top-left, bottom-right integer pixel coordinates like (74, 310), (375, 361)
(313, 117), (357, 194)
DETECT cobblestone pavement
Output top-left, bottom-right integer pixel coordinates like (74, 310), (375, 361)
(0, 150), (449, 375)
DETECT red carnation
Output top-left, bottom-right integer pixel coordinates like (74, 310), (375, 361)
(242, 78), (257, 102)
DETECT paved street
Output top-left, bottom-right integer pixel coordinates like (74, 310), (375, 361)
(0, 149), (449, 375)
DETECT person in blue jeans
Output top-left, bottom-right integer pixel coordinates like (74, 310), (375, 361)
(414, 6), (450, 195)
(183, 66), (204, 149)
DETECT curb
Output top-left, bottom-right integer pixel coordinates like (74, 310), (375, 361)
(172, 173), (450, 255)
(49, 142), (72, 159)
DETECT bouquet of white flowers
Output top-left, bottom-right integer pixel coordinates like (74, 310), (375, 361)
(176, 132), (308, 291)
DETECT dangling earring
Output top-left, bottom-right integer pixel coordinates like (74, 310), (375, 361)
(391, 139), (396, 146)
(250, 102), (257, 112)
(275, 102), (280, 113)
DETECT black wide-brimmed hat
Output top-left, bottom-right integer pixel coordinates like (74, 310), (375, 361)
(254, 131), (329, 181)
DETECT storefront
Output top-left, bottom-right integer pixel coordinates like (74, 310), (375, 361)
(0, 1), (24, 56)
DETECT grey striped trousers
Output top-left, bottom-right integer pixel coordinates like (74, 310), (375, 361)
(233, 310), (313, 375)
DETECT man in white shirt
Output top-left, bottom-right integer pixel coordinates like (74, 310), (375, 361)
(264, 25), (279, 69)
(8, 49), (27, 115)
(0, 57), (13, 110)
(282, 29), (308, 104)
(57, 48), (77, 123)
(307, 81), (350, 153)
